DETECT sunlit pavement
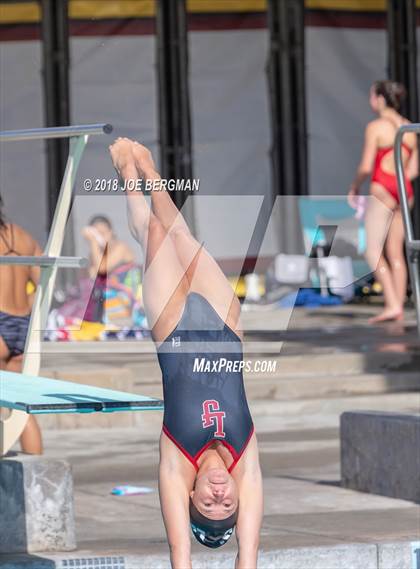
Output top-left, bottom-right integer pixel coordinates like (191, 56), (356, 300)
(3, 303), (420, 567)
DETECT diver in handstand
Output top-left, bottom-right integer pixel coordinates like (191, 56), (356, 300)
(109, 138), (263, 569)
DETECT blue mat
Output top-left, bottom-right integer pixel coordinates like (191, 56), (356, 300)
(0, 371), (164, 414)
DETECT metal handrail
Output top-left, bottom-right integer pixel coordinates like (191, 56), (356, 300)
(0, 123), (112, 142)
(395, 123), (420, 335)
(0, 256), (88, 268)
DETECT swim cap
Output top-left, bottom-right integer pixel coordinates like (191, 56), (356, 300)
(189, 497), (237, 548)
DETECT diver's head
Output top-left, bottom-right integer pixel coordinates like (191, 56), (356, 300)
(189, 467), (238, 548)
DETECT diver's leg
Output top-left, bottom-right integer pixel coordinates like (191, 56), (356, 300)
(130, 140), (241, 332)
(109, 138), (189, 341)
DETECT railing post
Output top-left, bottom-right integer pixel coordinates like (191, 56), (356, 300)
(395, 124), (420, 336)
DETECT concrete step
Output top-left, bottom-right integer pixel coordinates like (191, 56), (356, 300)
(41, 343), (420, 377)
(128, 369), (420, 397)
(39, 360), (420, 407)
(243, 351), (420, 376)
(243, 371), (420, 400)
(248, 391), (420, 431)
(1, 539), (419, 569)
(121, 351), (420, 383)
(127, 355), (388, 383)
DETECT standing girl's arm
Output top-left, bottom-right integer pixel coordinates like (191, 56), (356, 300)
(348, 122), (378, 206)
(406, 143), (419, 181)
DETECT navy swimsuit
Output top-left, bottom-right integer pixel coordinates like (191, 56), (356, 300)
(157, 292), (254, 473)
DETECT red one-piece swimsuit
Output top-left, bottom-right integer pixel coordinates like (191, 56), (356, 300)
(371, 142), (413, 203)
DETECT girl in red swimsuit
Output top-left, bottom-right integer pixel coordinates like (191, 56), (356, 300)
(348, 80), (418, 324)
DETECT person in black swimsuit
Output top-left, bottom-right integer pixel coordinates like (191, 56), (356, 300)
(0, 194), (43, 454)
(109, 139), (263, 568)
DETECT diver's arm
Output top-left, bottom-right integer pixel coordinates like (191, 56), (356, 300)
(159, 436), (193, 568)
(234, 435), (263, 568)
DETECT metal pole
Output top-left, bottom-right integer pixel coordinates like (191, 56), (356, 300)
(0, 124), (112, 141)
(41, 0), (71, 225)
(395, 124), (420, 336)
(266, 0), (307, 255)
(0, 256), (87, 268)
(156, 0), (195, 229)
(41, 0), (76, 293)
(387, 0), (420, 235)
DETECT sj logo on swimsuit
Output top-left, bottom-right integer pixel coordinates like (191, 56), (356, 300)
(201, 400), (226, 438)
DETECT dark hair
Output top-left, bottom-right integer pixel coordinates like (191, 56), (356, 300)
(189, 496), (237, 549)
(372, 80), (406, 111)
(0, 194), (6, 229)
(88, 215), (112, 229)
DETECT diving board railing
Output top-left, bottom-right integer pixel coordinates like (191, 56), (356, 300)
(0, 124), (113, 456)
(0, 256), (87, 268)
(0, 123), (113, 141)
(395, 123), (420, 336)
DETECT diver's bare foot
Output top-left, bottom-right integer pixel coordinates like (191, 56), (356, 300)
(109, 137), (135, 173)
(368, 307), (403, 324)
(131, 141), (156, 179)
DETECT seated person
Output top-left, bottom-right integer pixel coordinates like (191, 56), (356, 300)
(82, 215), (135, 322)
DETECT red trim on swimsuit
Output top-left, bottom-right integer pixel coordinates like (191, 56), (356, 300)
(371, 142), (413, 203)
(227, 423), (255, 473)
(162, 424), (199, 471)
(162, 422), (254, 473)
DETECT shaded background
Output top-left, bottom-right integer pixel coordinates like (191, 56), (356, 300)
(0, 0), (419, 265)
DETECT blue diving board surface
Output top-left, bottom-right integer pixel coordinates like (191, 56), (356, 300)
(0, 371), (164, 414)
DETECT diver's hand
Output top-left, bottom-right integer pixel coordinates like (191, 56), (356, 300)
(169, 546), (192, 569)
(235, 550), (258, 569)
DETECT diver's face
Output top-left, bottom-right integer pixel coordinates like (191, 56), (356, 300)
(191, 468), (238, 520)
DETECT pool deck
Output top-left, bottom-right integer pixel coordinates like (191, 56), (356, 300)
(1, 303), (420, 568)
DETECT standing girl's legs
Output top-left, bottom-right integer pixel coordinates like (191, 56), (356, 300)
(131, 142), (241, 334)
(365, 184), (403, 322)
(385, 207), (411, 306)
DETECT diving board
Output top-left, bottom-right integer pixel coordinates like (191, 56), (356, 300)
(0, 371), (163, 414)
(0, 124), (114, 456)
